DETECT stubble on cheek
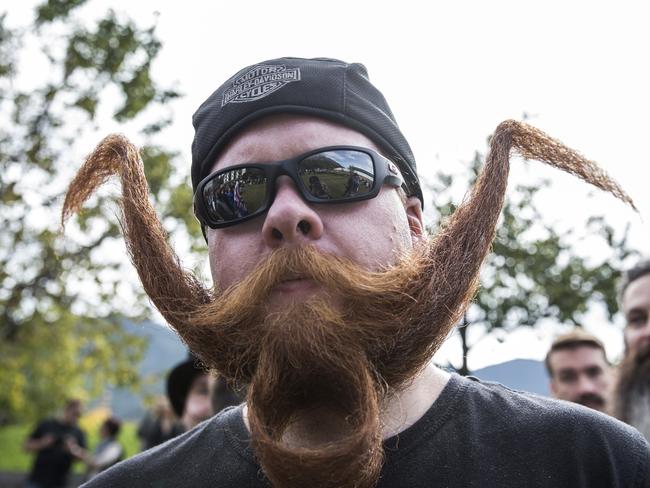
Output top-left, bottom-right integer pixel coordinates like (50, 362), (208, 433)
(207, 231), (262, 292)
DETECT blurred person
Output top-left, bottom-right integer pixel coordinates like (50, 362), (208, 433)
(613, 260), (650, 440)
(137, 355), (210, 451)
(166, 355), (213, 431)
(23, 398), (86, 488)
(545, 329), (613, 412)
(64, 57), (649, 487)
(620, 259), (650, 355)
(69, 417), (124, 481)
(136, 396), (180, 451)
(138, 355), (241, 453)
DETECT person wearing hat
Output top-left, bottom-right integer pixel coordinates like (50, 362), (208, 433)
(137, 356), (211, 451)
(67, 57), (649, 487)
(166, 355), (212, 431)
(545, 329), (613, 412)
(139, 355), (243, 451)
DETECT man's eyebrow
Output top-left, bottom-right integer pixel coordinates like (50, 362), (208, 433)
(584, 365), (602, 372)
(557, 367), (577, 374)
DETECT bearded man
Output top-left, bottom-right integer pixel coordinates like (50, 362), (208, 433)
(613, 260), (650, 441)
(63, 58), (649, 488)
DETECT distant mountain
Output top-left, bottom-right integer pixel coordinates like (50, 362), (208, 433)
(472, 359), (550, 397)
(108, 320), (187, 420)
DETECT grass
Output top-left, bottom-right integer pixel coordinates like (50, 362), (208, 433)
(0, 424), (31, 472)
(0, 419), (140, 473)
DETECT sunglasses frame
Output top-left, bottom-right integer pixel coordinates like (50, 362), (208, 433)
(193, 145), (405, 229)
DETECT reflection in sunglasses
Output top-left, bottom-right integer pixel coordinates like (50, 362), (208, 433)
(299, 150), (374, 200)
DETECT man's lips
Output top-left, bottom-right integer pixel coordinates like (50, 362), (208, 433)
(274, 276), (318, 293)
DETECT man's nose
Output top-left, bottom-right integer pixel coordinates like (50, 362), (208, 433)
(261, 176), (324, 248)
(637, 323), (650, 347)
(576, 375), (598, 395)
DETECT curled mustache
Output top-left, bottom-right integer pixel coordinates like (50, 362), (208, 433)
(60, 121), (635, 380)
(61, 120), (635, 488)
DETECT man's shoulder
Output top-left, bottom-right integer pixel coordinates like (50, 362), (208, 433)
(460, 375), (650, 470)
(37, 417), (60, 428)
(462, 374), (637, 432)
(82, 405), (259, 488)
(381, 375), (650, 487)
(69, 422), (86, 439)
(30, 417), (60, 436)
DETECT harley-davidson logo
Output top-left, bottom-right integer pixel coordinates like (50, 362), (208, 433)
(222, 65), (301, 107)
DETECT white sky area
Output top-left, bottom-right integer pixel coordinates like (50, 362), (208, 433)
(6, 1), (650, 370)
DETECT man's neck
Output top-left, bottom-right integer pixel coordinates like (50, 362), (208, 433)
(242, 363), (450, 440)
(380, 363), (450, 439)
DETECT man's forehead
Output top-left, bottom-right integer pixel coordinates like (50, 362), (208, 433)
(550, 346), (607, 367)
(623, 274), (650, 313)
(211, 114), (384, 174)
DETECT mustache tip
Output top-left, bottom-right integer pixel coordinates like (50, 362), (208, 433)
(61, 133), (141, 230)
(491, 119), (637, 212)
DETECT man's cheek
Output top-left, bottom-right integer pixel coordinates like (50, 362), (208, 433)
(208, 244), (236, 290)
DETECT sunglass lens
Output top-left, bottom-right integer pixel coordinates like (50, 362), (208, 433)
(202, 168), (268, 223)
(298, 150), (375, 200)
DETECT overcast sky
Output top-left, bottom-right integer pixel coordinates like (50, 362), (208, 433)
(7, 0), (650, 370)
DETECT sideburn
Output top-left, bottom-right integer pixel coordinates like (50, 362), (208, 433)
(62, 120), (635, 488)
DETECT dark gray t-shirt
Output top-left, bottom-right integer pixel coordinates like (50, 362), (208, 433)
(84, 374), (650, 487)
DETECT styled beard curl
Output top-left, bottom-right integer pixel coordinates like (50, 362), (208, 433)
(62, 120), (635, 488)
(612, 344), (650, 440)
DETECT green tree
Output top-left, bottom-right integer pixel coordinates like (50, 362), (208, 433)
(0, 0), (202, 424)
(430, 149), (638, 375)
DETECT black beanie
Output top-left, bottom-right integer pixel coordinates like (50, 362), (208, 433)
(190, 57), (423, 206)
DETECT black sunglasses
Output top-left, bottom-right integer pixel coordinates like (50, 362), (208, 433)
(193, 145), (405, 229)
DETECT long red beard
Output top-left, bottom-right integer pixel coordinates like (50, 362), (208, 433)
(62, 120), (634, 487)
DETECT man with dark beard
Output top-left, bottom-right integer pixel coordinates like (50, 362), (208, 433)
(614, 260), (650, 441)
(63, 58), (649, 488)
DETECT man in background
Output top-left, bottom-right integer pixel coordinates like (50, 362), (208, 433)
(23, 398), (86, 488)
(545, 329), (613, 412)
(613, 259), (650, 440)
(620, 260), (650, 354)
(168, 355), (242, 430)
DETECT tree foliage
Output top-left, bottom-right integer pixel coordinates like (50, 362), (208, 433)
(0, 0), (202, 424)
(430, 149), (639, 375)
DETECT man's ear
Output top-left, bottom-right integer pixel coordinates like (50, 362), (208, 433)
(405, 196), (425, 242)
(549, 379), (558, 396)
